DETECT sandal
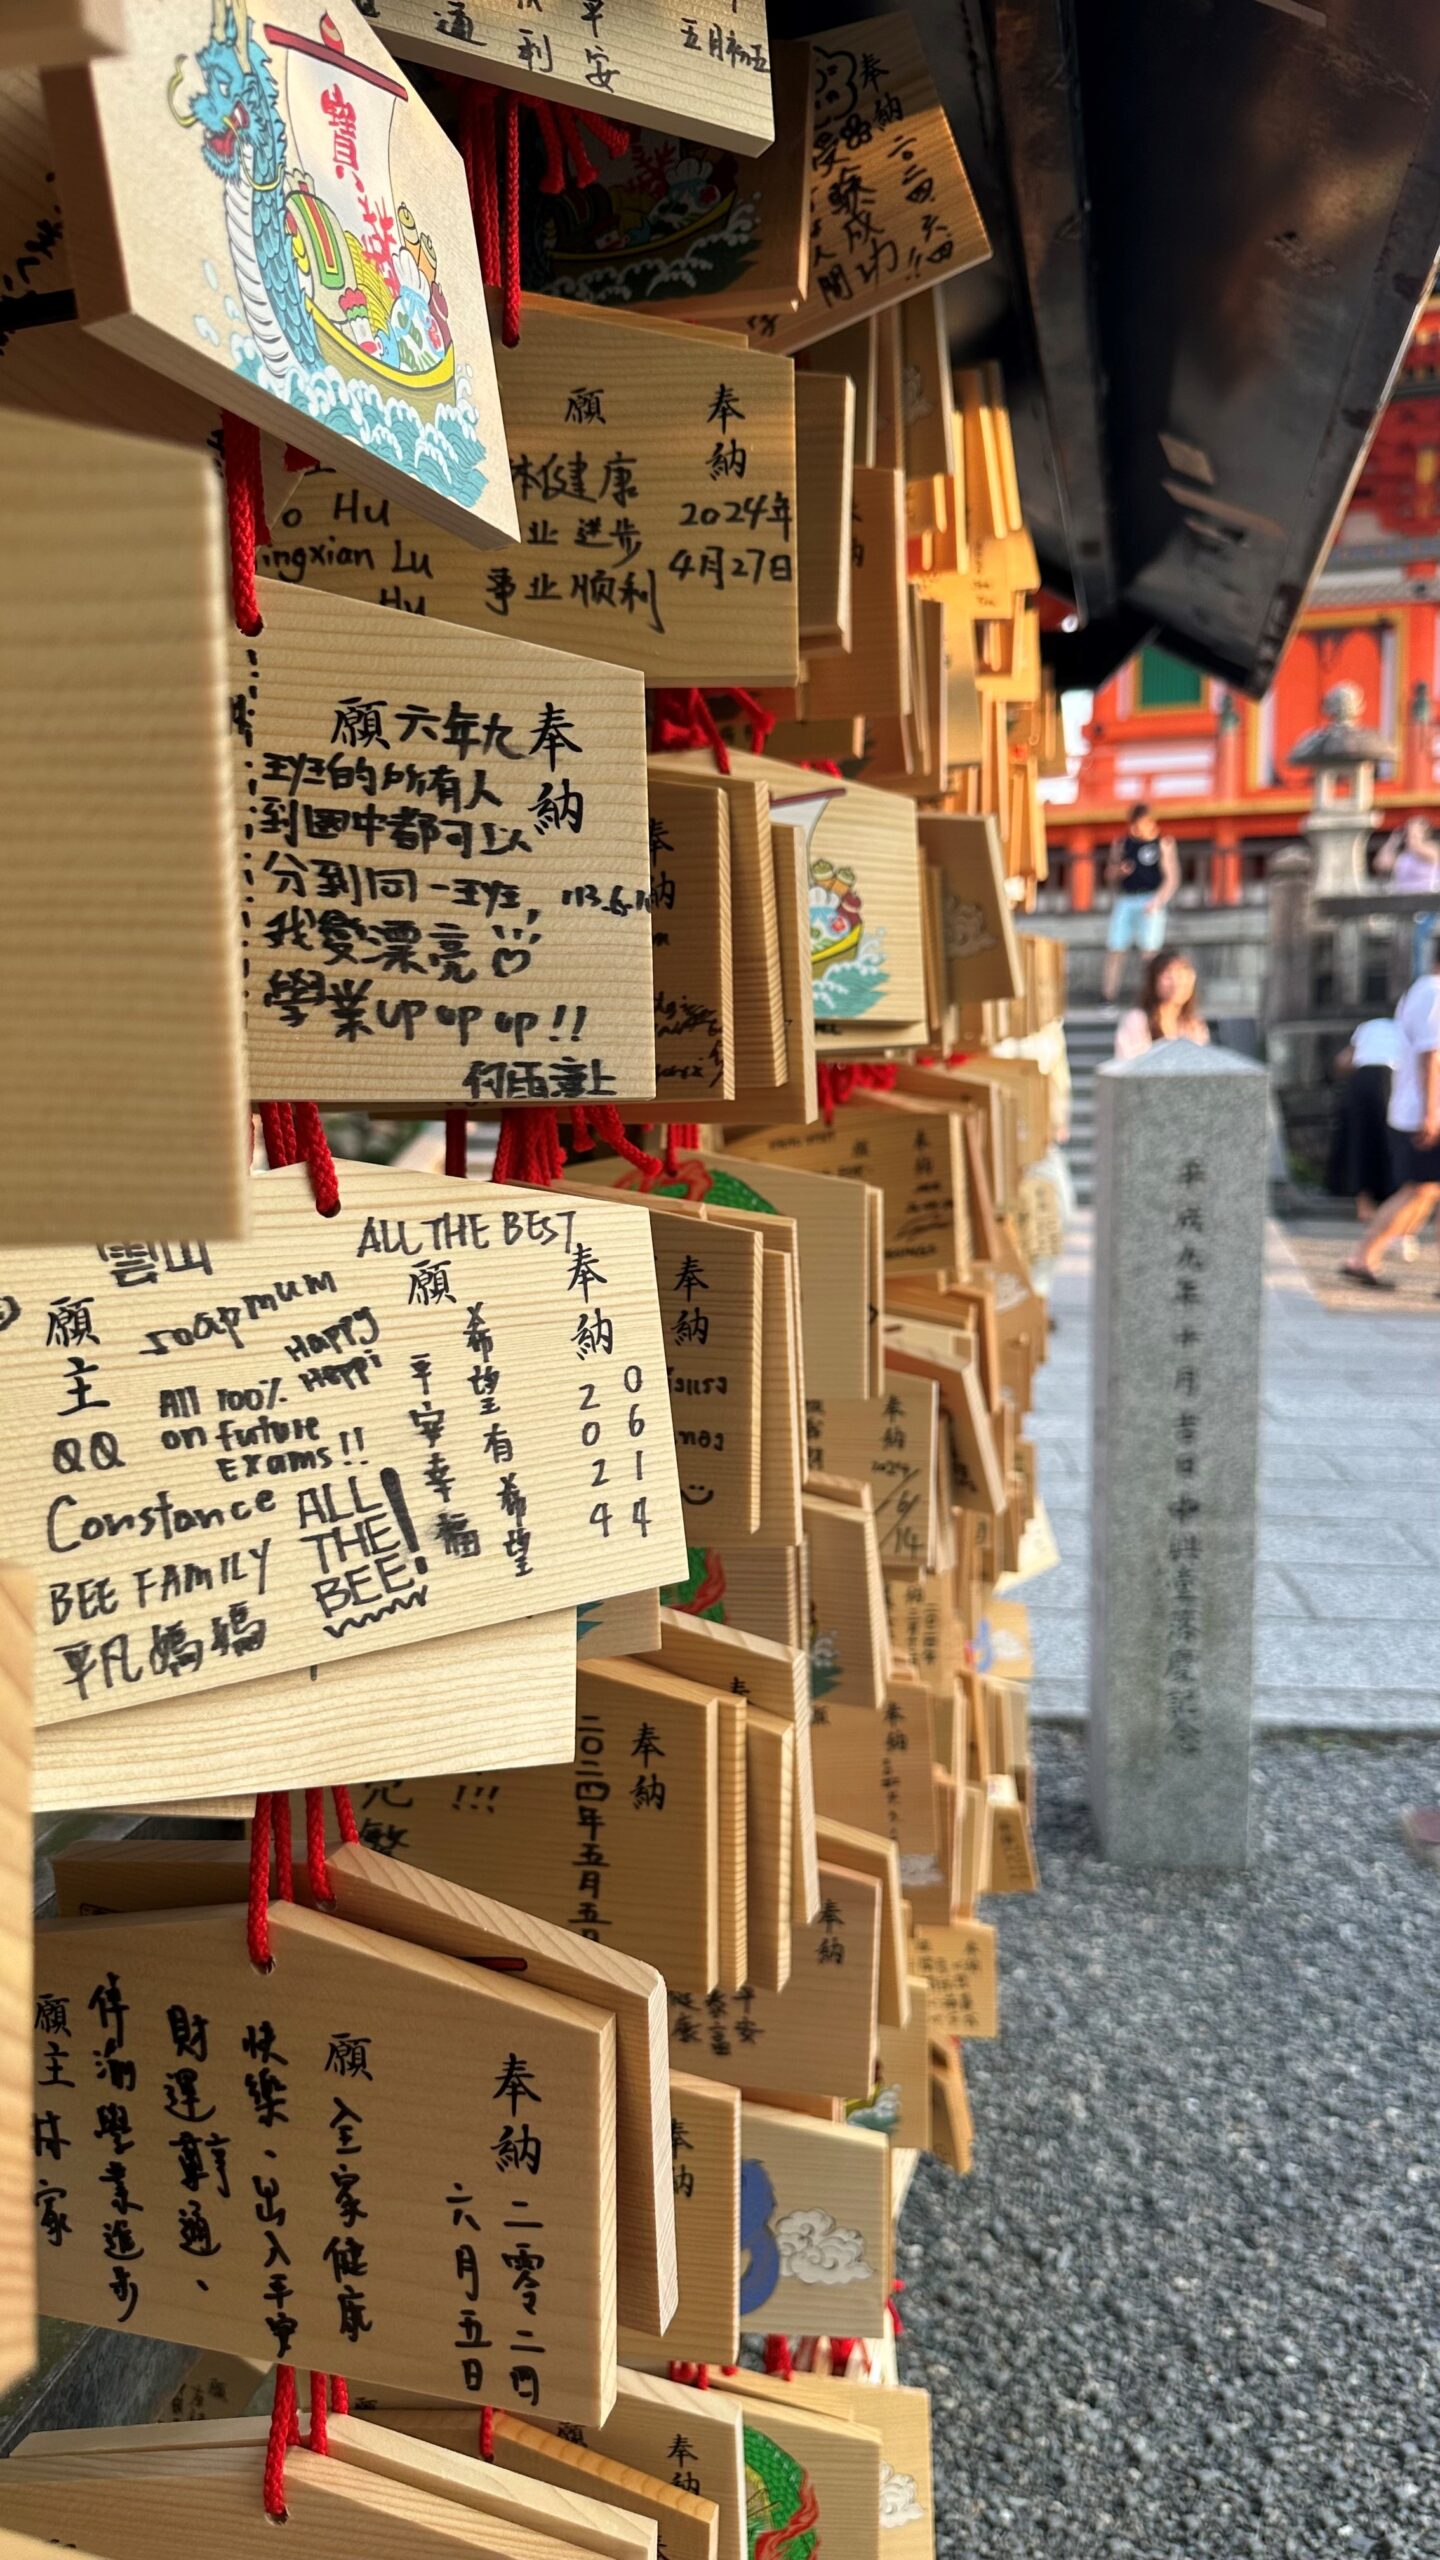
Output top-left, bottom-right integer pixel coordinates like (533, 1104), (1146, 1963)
(1340, 1265), (1396, 1291)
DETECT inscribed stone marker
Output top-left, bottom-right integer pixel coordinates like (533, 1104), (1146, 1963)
(44, 5), (517, 545)
(0, 405), (249, 1247)
(0, 1164), (680, 1729)
(260, 298), (799, 685)
(746, 13), (989, 356)
(1089, 1045), (1265, 1870)
(240, 583), (655, 1110)
(30, 1901), (618, 2415)
(370, 0), (776, 157)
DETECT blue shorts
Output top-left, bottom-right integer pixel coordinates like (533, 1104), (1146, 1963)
(1106, 891), (1166, 954)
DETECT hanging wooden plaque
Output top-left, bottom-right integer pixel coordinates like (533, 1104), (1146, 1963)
(805, 1378), (939, 1577)
(533, 2371), (746, 2560)
(795, 370), (855, 655)
(911, 1916), (997, 2039)
(260, 298), (798, 685)
(873, 1975), (931, 2150)
(20, 2411), (663, 2560)
(364, 1659), (722, 1988)
(522, 41), (808, 317)
(746, 13), (988, 357)
(0, 3), (122, 69)
(737, 2101), (890, 2335)
(811, 1817), (908, 2032)
(371, 1), (775, 158)
(810, 1685), (940, 1876)
(30, 1900), (618, 2415)
(239, 583), (655, 1110)
(804, 468), (910, 722)
(733, 2376), (931, 2560)
(668, 1861), (880, 2102)
(651, 1210), (763, 1541)
(0, 1573), (33, 2393)
(43, 6), (517, 545)
(355, 2412), (718, 2560)
(0, 405), (249, 1247)
(705, 2380), (882, 2560)
(326, 1843), (676, 2340)
(919, 814), (1022, 1005)
(619, 2072), (740, 2371)
(649, 1606), (818, 1928)
(579, 1589), (662, 1665)
(803, 1488), (887, 1712)
(0, 2441), (599, 2560)
(0, 1164), (679, 1732)
(727, 1107), (962, 1276)
(32, 1608), (578, 1814)
(647, 775), (735, 1106)
(742, 1711), (793, 1994)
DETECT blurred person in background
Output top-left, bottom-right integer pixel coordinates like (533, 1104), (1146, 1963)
(1101, 804), (1180, 1002)
(1113, 949), (1211, 1062)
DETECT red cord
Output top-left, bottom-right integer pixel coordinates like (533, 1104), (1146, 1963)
(306, 1788), (334, 1910)
(763, 2334), (794, 2380)
(815, 1060), (898, 1124)
(533, 99), (568, 194)
(445, 1110), (469, 1178)
(464, 87), (501, 285)
(331, 2377), (350, 2416)
(292, 1102), (341, 1217)
(247, 1793), (274, 1971)
(667, 2361), (711, 2387)
(888, 2275), (906, 2335)
(259, 1102), (298, 1168)
(334, 1785), (359, 1848)
(273, 1792), (294, 1906)
(308, 2372), (330, 2455)
(492, 1106), (566, 1187)
(264, 2363), (300, 2518)
(479, 2405), (496, 2461)
(221, 411), (266, 638)
(827, 2337), (860, 2373)
(663, 1122), (700, 1174)
(501, 91), (521, 348)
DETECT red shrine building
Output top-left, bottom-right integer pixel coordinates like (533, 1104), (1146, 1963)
(1047, 302), (1440, 907)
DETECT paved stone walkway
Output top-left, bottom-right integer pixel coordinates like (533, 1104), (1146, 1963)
(1029, 1211), (1440, 1732)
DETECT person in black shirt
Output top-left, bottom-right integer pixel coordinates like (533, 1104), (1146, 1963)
(1102, 803), (1180, 1001)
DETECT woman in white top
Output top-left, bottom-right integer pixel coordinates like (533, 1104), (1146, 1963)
(1113, 949), (1211, 1062)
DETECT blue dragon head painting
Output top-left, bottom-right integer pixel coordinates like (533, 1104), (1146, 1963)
(738, 2157), (780, 2318)
(170, 6), (286, 187)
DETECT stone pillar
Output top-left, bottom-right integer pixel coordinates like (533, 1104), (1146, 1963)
(1264, 843), (1313, 1032)
(1089, 1042), (1268, 1869)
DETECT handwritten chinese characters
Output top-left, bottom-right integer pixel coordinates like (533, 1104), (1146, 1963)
(258, 305), (800, 686)
(910, 1919), (997, 2039)
(29, 1901), (618, 2415)
(365, 0), (775, 157)
(666, 1860), (880, 2099)
(0, 1166), (683, 1730)
(747, 13), (989, 355)
(239, 586), (654, 1108)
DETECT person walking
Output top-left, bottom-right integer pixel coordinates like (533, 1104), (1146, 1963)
(1326, 1015), (1405, 1219)
(1342, 938), (1440, 1289)
(1101, 804), (1181, 1003)
(1113, 948), (1210, 1061)
(1374, 814), (1440, 981)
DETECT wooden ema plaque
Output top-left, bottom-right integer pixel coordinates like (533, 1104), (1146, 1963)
(875, 1974), (932, 2151)
(619, 2072), (740, 2370)
(647, 776), (735, 1107)
(0, 1164), (681, 1733)
(918, 813), (1022, 1006)
(667, 1860), (880, 2102)
(795, 370), (855, 654)
(0, 1574), (33, 2393)
(747, 12), (988, 357)
(43, 4), (517, 546)
(260, 298), (799, 686)
(521, 41), (809, 320)
(531, 2372), (746, 2560)
(805, 1376), (940, 1576)
(737, 2100), (890, 2337)
(706, 2377), (882, 2560)
(371, 1), (776, 159)
(0, 2439), (621, 2560)
(803, 1487), (888, 1712)
(30, 1900), (618, 2416)
(810, 1685), (940, 1875)
(31, 1606), (579, 1815)
(911, 1917), (997, 2039)
(240, 583), (655, 1110)
(0, 404), (249, 1248)
(357, 1659), (724, 1989)
(347, 2411), (715, 2560)
(649, 1606), (819, 1928)
(10, 2412), (663, 2560)
(729, 2374), (931, 2560)
(726, 1108), (964, 1276)
(0, 3), (122, 70)
(803, 467), (910, 723)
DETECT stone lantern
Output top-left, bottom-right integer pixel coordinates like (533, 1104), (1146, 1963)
(1285, 681), (1393, 897)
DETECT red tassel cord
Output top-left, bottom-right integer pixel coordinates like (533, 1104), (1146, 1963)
(220, 410), (270, 638)
(762, 2333), (794, 2380)
(457, 83), (628, 348)
(445, 1109), (469, 1177)
(490, 1105), (660, 1188)
(479, 2405), (497, 2460)
(814, 1060), (898, 1124)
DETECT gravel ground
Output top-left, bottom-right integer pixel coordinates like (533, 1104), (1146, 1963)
(896, 1731), (1440, 2560)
